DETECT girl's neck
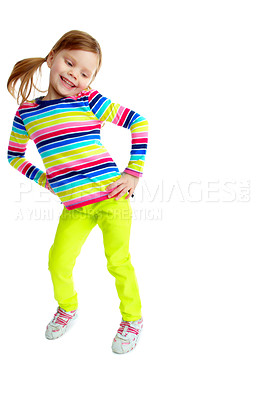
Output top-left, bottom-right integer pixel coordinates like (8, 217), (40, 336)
(42, 93), (64, 101)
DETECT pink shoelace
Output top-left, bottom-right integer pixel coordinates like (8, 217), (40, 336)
(117, 319), (141, 337)
(52, 307), (76, 327)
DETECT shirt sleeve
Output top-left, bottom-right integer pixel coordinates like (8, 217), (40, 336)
(87, 89), (148, 177)
(7, 109), (47, 188)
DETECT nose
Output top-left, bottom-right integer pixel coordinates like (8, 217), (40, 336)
(68, 68), (78, 80)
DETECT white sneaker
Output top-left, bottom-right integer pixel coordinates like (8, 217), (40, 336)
(45, 307), (78, 340)
(111, 317), (143, 354)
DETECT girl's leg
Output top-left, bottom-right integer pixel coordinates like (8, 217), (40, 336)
(96, 197), (142, 321)
(48, 206), (97, 311)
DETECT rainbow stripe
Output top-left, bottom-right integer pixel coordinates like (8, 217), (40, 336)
(7, 89), (148, 210)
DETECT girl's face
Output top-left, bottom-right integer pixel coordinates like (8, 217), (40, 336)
(46, 49), (99, 100)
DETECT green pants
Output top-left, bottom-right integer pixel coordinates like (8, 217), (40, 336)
(48, 193), (142, 321)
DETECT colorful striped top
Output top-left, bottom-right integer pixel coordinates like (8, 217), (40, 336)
(7, 89), (148, 210)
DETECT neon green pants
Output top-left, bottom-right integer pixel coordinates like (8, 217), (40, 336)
(48, 193), (142, 321)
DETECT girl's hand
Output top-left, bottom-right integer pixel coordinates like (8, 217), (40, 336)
(46, 181), (56, 195)
(106, 172), (139, 200)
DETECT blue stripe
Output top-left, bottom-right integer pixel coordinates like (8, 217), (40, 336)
(38, 136), (101, 153)
(36, 130), (101, 150)
(129, 155), (146, 160)
(39, 137), (100, 153)
(130, 150), (146, 155)
(49, 162), (118, 184)
(8, 151), (25, 158)
(26, 165), (36, 179)
(123, 110), (136, 129)
(89, 92), (105, 110)
(129, 115), (146, 127)
(13, 120), (27, 132)
(132, 144), (148, 149)
(31, 169), (38, 180)
(52, 169), (120, 192)
(40, 139), (102, 157)
(23, 103), (92, 123)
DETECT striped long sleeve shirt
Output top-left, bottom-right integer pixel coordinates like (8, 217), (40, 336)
(7, 89), (148, 210)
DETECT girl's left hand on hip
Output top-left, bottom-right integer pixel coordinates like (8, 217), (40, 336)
(106, 172), (139, 200)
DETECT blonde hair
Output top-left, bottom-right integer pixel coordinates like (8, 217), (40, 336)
(7, 30), (102, 105)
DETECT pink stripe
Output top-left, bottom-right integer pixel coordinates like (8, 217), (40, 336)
(18, 102), (36, 109)
(8, 142), (26, 150)
(88, 90), (99, 103)
(131, 132), (148, 138)
(65, 191), (108, 206)
(132, 138), (148, 143)
(124, 168), (142, 177)
(18, 162), (31, 173)
(46, 152), (111, 174)
(64, 193), (110, 210)
(30, 120), (101, 141)
(112, 105), (125, 125)
(48, 156), (114, 179)
(33, 125), (99, 144)
(118, 108), (131, 126)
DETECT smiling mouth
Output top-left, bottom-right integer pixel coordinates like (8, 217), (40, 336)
(60, 76), (76, 88)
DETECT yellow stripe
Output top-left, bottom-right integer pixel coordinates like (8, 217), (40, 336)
(26, 113), (98, 132)
(57, 176), (118, 200)
(43, 146), (107, 168)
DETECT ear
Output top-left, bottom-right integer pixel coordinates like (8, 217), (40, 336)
(46, 50), (55, 69)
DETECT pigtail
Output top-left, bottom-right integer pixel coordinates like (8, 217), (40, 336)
(7, 56), (47, 105)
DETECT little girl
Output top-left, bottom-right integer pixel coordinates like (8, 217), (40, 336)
(7, 30), (148, 354)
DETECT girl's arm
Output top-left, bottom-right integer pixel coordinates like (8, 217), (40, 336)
(87, 89), (148, 178)
(7, 109), (48, 189)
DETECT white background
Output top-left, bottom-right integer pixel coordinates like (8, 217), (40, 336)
(1, 1), (266, 399)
